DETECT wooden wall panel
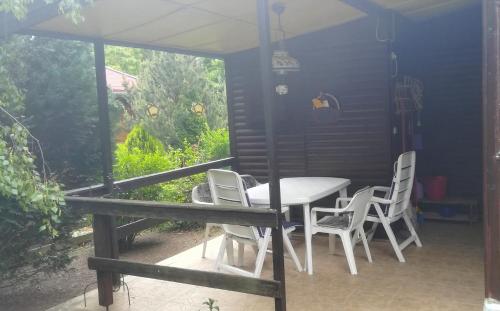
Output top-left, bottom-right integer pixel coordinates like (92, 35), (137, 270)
(225, 17), (393, 191)
(396, 7), (482, 198)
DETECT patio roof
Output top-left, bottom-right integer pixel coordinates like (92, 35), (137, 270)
(1, 0), (478, 57)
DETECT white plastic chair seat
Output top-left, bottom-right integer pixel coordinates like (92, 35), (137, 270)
(316, 214), (352, 230)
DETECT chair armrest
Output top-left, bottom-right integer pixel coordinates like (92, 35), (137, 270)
(335, 197), (353, 209)
(373, 186), (391, 193)
(371, 196), (392, 205)
(372, 186), (392, 201)
(311, 205), (351, 226)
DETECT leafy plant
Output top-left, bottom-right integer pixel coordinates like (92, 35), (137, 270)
(0, 123), (71, 283)
(114, 125), (229, 238)
(201, 298), (220, 311)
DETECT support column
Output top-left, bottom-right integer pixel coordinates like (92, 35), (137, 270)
(483, 0), (500, 304)
(93, 40), (119, 308)
(256, 1), (286, 310)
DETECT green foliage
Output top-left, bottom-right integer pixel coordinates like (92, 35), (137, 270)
(198, 127), (230, 162)
(0, 124), (71, 281)
(105, 46), (150, 76)
(1, 36), (103, 188)
(114, 125), (172, 201)
(128, 53), (227, 147)
(0, 0), (91, 23)
(114, 125), (229, 234)
(201, 298), (220, 311)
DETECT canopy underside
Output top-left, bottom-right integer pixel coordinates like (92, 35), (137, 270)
(5, 0), (479, 56)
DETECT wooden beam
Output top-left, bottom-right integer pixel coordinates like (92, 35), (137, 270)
(65, 196), (278, 228)
(256, 1), (286, 310)
(64, 157), (235, 197)
(340, 0), (414, 25)
(15, 28), (226, 60)
(88, 257), (281, 298)
(116, 218), (167, 238)
(113, 157), (234, 192)
(341, 0), (387, 16)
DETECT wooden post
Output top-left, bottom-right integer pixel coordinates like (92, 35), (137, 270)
(92, 215), (115, 307)
(482, 0), (500, 304)
(93, 39), (119, 307)
(256, 1), (286, 310)
(224, 60), (240, 173)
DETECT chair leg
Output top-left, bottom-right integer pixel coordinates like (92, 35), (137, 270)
(379, 215), (405, 262)
(202, 224), (212, 258)
(215, 234), (227, 271)
(237, 242), (245, 267)
(254, 229), (271, 278)
(282, 228), (303, 272)
(340, 231), (357, 275)
(403, 213), (423, 247)
(373, 203), (406, 262)
(226, 238), (235, 266)
(359, 227), (372, 263)
(367, 222), (379, 242)
(329, 234), (336, 255)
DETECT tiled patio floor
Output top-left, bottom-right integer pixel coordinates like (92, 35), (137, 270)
(48, 222), (484, 311)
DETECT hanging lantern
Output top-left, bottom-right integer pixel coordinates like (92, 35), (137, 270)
(146, 104), (159, 118)
(272, 2), (300, 77)
(191, 102), (205, 115)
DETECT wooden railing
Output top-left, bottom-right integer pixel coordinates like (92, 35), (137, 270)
(64, 156), (284, 308)
(65, 157), (235, 197)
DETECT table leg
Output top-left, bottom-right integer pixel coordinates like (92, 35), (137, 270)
(339, 187), (348, 207)
(303, 203), (313, 275)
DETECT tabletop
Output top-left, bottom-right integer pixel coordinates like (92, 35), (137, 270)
(246, 177), (351, 206)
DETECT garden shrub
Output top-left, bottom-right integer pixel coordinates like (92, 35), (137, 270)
(0, 124), (71, 283)
(113, 125), (230, 239)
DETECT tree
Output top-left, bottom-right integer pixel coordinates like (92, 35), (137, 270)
(105, 46), (151, 76)
(0, 0), (90, 22)
(129, 52), (227, 147)
(3, 36), (103, 188)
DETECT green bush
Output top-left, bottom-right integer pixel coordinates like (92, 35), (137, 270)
(113, 125), (229, 238)
(0, 124), (71, 282)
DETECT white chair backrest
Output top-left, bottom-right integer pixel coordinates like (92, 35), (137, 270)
(207, 169), (260, 240)
(388, 151), (416, 218)
(346, 187), (374, 230)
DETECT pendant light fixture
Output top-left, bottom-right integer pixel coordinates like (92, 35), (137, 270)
(271, 2), (300, 77)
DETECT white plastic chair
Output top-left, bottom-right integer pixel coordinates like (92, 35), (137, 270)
(311, 187), (374, 275)
(192, 176), (261, 259)
(207, 169), (302, 278)
(365, 151), (423, 262)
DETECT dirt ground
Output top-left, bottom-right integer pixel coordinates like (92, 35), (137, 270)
(0, 229), (208, 311)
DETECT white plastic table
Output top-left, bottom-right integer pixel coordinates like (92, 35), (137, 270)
(246, 177), (351, 275)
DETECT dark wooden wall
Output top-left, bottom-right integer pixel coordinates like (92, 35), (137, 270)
(225, 17), (393, 191)
(396, 7), (482, 198)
